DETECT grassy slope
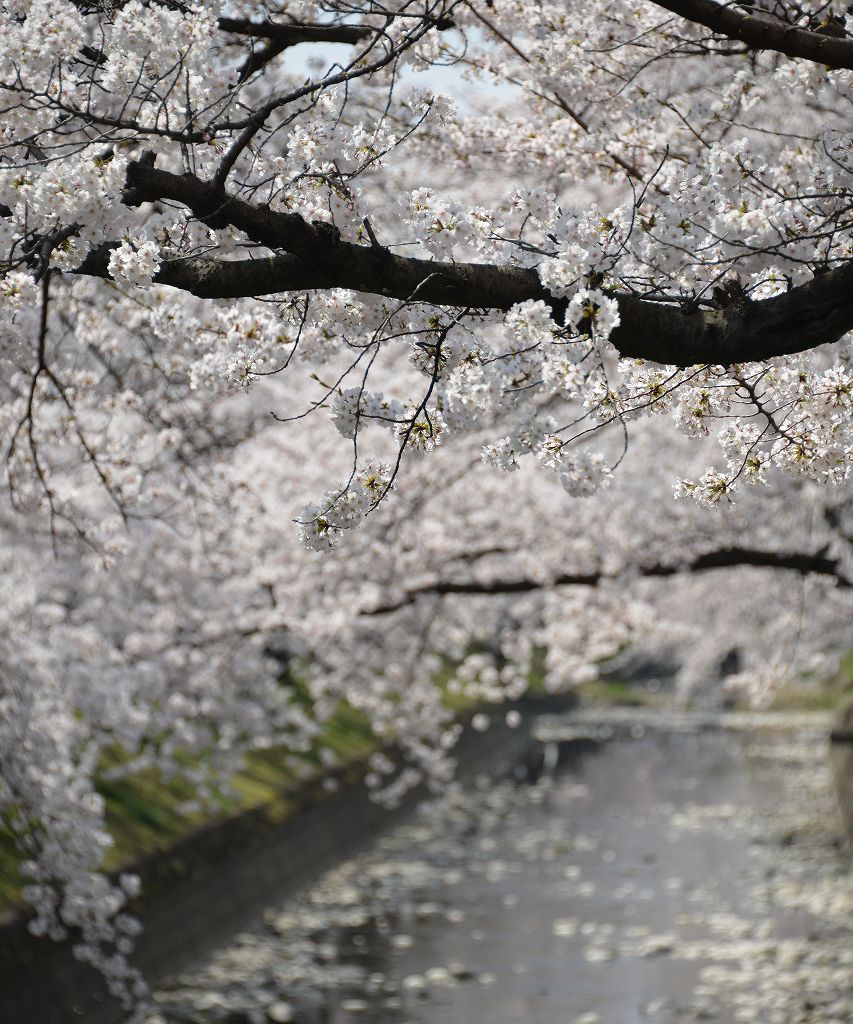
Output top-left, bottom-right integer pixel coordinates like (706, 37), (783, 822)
(574, 678), (668, 707)
(4, 652), (849, 914)
(0, 700), (376, 913)
(0, 659), (495, 914)
(764, 650), (853, 712)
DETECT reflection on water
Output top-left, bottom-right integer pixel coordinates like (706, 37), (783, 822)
(149, 715), (852, 1024)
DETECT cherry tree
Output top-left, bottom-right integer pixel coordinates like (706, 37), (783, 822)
(1, 0), (853, 1016)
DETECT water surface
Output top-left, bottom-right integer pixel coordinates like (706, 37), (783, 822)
(150, 713), (852, 1024)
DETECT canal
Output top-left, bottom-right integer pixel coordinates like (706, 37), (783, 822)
(148, 712), (852, 1024)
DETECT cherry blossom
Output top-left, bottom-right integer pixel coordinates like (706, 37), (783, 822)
(0, 1), (852, 1015)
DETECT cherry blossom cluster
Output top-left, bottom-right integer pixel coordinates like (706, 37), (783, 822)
(0, 2), (852, 1016)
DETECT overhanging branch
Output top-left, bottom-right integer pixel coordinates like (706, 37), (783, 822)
(217, 18), (372, 47)
(367, 545), (852, 614)
(74, 157), (853, 369)
(652, 0), (853, 70)
(217, 18), (373, 81)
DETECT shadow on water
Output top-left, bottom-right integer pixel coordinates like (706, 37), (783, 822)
(151, 716), (852, 1024)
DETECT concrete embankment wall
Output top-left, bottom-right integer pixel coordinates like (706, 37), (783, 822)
(0, 705), (542, 1024)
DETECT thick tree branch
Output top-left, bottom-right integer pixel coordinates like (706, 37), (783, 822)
(217, 19), (372, 47)
(216, 18), (373, 82)
(652, 0), (853, 70)
(367, 545), (853, 614)
(683, 545), (849, 578)
(79, 157), (853, 369)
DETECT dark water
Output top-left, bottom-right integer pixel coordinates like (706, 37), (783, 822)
(151, 716), (852, 1024)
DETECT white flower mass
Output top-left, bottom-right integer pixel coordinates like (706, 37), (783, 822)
(0, 0), (851, 1016)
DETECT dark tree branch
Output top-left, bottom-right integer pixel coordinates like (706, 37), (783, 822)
(74, 157), (853, 369)
(652, 0), (853, 70)
(822, 501), (853, 549)
(236, 42), (289, 82)
(121, 155), (344, 257)
(217, 18), (372, 47)
(682, 545), (849, 578)
(366, 545), (853, 614)
(218, 12), (455, 46)
(211, 8), (441, 189)
(217, 19), (373, 82)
